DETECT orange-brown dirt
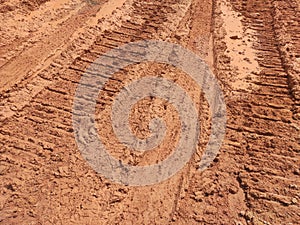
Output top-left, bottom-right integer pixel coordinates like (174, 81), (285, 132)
(0, 0), (300, 224)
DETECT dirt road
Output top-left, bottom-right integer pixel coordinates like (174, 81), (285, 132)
(0, 0), (299, 224)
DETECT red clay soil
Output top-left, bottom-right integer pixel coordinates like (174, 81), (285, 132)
(0, 0), (299, 224)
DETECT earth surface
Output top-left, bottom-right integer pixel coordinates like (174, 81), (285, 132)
(0, 0), (300, 224)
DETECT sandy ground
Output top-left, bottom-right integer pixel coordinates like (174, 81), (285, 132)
(0, 0), (300, 224)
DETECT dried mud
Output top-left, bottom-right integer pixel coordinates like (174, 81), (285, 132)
(0, 0), (299, 224)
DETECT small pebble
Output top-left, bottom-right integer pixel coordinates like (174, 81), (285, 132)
(291, 198), (298, 204)
(239, 211), (246, 217)
(10, 105), (18, 111)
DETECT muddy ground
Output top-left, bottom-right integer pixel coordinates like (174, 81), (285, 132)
(0, 0), (300, 224)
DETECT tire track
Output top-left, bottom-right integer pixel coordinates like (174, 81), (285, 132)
(0, 0), (203, 224)
(212, 0), (300, 224)
(0, 0), (105, 92)
(1, 0), (299, 224)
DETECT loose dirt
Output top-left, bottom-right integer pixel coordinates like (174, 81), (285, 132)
(0, 0), (299, 224)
